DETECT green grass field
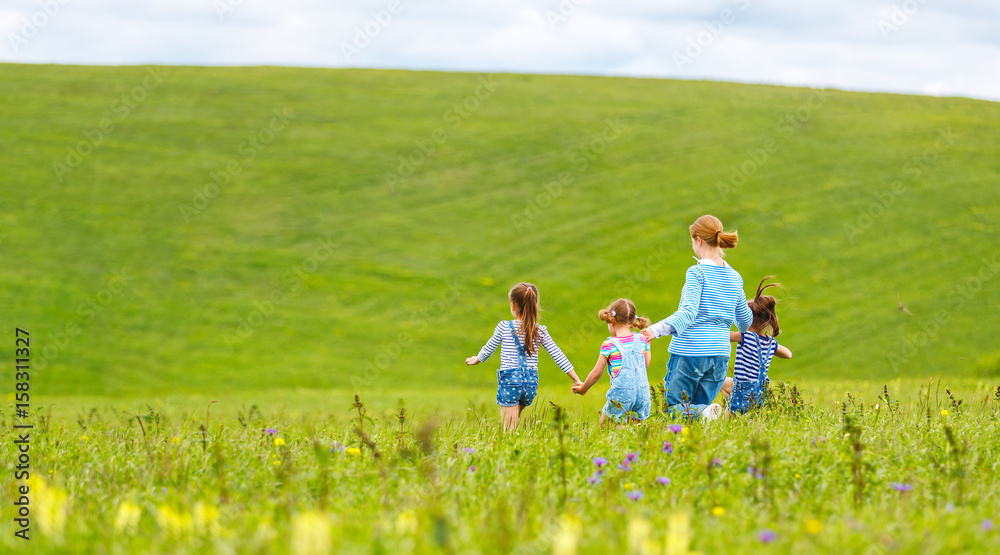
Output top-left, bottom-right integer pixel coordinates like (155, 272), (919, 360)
(2, 64), (1000, 553)
(1, 64), (999, 400)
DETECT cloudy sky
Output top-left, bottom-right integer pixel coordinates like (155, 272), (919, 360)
(2, 0), (999, 101)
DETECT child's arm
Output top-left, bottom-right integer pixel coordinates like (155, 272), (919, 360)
(573, 355), (607, 395)
(466, 323), (503, 365)
(729, 331), (743, 343)
(775, 344), (793, 359)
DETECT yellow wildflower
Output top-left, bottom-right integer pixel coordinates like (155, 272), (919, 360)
(345, 447), (361, 456)
(627, 518), (655, 555)
(940, 409), (948, 416)
(81, 435), (88, 441)
(395, 510), (418, 535)
(795, 473), (801, 479)
(114, 500), (142, 534)
(805, 518), (823, 535)
(171, 437), (180, 444)
(552, 514), (582, 555)
(274, 437), (286, 446)
(291, 511), (332, 555)
(711, 506), (726, 517)
(193, 501), (220, 536)
(27, 476), (68, 537)
(155, 505), (192, 536)
(665, 512), (691, 555)
(681, 426), (690, 435)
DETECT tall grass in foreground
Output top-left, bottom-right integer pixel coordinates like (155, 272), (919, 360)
(2, 381), (999, 554)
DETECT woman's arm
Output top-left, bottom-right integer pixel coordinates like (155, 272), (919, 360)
(735, 298), (753, 333)
(775, 344), (793, 359)
(467, 323), (503, 365)
(573, 355), (607, 395)
(659, 267), (705, 337)
(729, 331), (743, 343)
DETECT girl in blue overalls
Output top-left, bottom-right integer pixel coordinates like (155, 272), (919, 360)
(573, 299), (653, 426)
(721, 276), (794, 413)
(466, 282), (583, 431)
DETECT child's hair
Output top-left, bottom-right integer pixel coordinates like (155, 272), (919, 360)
(509, 282), (540, 356)
(598, 299), (651, 330)
(748, 276), (784, 337)
(690, 215), (738, 250)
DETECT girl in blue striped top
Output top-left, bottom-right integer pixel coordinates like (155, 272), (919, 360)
(466, 282), (583, 431)
(642, 215), (753, 421)
(722, 276), (794, 413)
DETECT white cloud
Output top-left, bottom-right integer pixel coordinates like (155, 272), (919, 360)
(0, 0), (997, 101)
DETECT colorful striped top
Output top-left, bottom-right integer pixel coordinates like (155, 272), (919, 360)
(733, 332), (778, 382)
(476, 321), (574, 373)
(600, 334), (650, 379)
(649, 260), (754, 357)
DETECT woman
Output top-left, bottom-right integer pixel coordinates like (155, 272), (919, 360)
(642, 215), (753, 420)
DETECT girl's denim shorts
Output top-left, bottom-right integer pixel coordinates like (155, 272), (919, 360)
(496, 366), (539, 407)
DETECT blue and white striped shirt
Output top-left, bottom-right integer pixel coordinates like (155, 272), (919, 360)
(733, 332), (778, 382)
(650, 260), (753, 357)
(477, 321), (574, 373)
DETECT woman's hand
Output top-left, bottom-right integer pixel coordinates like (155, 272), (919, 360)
(465, 356), (480, 366)
(572, 382), (586, 395)
(641, 329), (656, 341)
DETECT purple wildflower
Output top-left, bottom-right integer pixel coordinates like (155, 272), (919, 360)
(618, 460), (632, 471)
(468, 465), (476, 473)
(593, 457), (608, 468)
(748, 465), (766, 480)
(588, 473), (602, 485)
(330, 442), (345, 453)
(759, 530), (777, 544)
(657, 476), (671, 486)
(662, 441), (674, 454)
(264, 428), (278, 435)
(626, 452), (637, 462)
(891, 483), (913, 492)
(627, 490), (643, 501)
(463, 447), (476, 454)
(982, 519), (993, 532)
(669, 424), (683, 433)
(712, 457), (723, 468)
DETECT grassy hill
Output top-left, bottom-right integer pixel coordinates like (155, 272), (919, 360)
(1, 64), (998, 397)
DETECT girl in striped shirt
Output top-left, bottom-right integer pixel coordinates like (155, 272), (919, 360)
(573, 299), (653, 426)
(642, 215), (754, 421)
(466, 282), (582, 431)
(722, 276), (793, 413)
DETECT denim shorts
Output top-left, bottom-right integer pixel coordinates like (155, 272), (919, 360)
(603, 386), (651, 422)
(729, 378), (768, 414)
(496, 367), (539, 407)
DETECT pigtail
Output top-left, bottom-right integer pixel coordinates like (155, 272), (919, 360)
(749, 276), (785, 337)
(632, 316), (651, 330)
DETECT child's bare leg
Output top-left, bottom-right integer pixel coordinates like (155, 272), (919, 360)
(599, 412), (608, 429)
(501, 406), (520, 431)
(721, 377), (733, 398)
